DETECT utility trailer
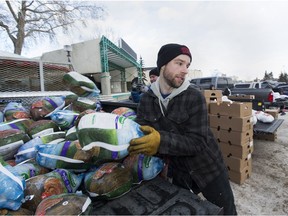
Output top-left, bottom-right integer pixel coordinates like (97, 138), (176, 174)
(0, 92), (222, 215)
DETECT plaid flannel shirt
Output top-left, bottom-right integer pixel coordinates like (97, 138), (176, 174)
(135, 85), (227, 189)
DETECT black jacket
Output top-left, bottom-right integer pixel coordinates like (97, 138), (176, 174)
(135, 84), (227, 189)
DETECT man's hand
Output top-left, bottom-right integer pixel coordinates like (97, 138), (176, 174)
(129, 126), (160, 156)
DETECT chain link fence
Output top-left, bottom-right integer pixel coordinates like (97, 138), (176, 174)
(0, 56), (70, 92)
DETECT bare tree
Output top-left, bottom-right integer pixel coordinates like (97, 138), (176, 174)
(0, 1), (105, 54)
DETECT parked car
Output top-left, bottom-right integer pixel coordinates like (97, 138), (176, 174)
(272, 84), (288, 95)
(190, 76), (234, 91)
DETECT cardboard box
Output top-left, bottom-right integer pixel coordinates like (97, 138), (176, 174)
(209, 101), (252, 117)
(228, 164), (252, 185)
(211, 128), (253, 146)
(254, 133), (277, 141)
(201, 90), (222, 98)
(205, 97), (222, 104)
(265, 109), (279, 119)
(202, 90), (223, 106)
(228, 95), (255, 100)
(219, 140), (254, 159)
(223, 154), (252, 171)
(209, 114), (253, 132)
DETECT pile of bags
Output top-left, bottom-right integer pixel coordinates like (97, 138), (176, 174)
(0, 71), (164, 214)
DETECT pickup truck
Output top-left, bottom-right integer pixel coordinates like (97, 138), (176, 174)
(230, 87), (274, 110)
(190, 76), (234, 92)
(234, 81), (267, 89)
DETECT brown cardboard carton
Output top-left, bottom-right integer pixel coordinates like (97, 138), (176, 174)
(219, 140), (254, 159)
(265, 109), (279, 119)
(203, 90), (223, 109)
(209, 114), (253, 132)
(254, 132), (277, 141)
(201, 90), (223, 98)
(212, 127), (253, 146)
(223, 153), (252, 171)
(228, 163), (252, 185)
(205, 97), (222, 104)
(209, 101), (252, 117)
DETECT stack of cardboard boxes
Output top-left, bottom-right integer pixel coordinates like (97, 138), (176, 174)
(202, 90), (254, 184)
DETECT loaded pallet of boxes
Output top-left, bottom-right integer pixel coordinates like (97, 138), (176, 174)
(208, 101), (253, 185)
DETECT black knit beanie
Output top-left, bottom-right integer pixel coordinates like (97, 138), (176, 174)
(149, 68), (159, 77)
(156, 43), (192, 71)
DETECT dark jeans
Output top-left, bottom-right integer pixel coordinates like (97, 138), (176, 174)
(173, 171), (237, 215)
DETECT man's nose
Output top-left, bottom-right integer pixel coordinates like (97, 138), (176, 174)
(181, 66), (188, 74)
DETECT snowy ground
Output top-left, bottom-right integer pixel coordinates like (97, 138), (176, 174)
(230, 113), (288, 215)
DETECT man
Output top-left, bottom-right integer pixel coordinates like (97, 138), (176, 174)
(130, 68), (159, 103)
(149, 67), (159, 83)
(129, 43), (237, 215)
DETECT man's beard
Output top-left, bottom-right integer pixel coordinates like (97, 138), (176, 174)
(163, 70), (183, 88)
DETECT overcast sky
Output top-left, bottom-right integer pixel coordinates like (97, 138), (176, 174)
(15, 1), (288, 80)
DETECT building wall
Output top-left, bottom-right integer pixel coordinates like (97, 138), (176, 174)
(71, 38), (102, 74)
(41, 38), (102, 74)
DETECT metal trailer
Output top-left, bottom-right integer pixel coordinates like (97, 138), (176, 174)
(0, 92), (222, 215)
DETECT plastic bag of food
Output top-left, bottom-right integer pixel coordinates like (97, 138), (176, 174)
(30, 96), (66, 121)
(123, 154), (164, 184)
(0, 129), (31, 160)
(27, 119), (59, 138)
(22, 169), (84, 212)
(0, 207), (33, 215)
(0, 118), (34, 133)
(34, 193), (91, 216)
(3, 102), (31, 121)
(64, 93), (78, 106)
(65, 126), (78, 141)
(0, 157), (26, 211)
(13, 160), (50, 180)
(84, 162), (132, 200)
(71, 97), (98, 113)
(36, 140), (93, 171)
(74, 109), (97, 127)
(77, 112), (144, 163)
(111, 107), (137, 120)
(254, 110), (274, 123)
(49, 109), (79, 130)
(62, 71), (100, 97)
(15, 131), (66, 164)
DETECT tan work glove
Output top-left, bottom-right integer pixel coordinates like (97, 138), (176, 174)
(129, 125), (160, 156)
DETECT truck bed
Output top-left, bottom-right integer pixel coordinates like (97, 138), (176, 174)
(253, 118), (284, 134)
(89, 176), (222, 215)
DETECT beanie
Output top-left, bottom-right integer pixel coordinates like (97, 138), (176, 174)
(156, 43), (192, 71)
(149, 68), (159, 77)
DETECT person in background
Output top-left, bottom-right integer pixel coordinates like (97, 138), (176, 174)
(128, 43), (237, 215)
(149, 67), (159, 83)
(130, 68), (159, 103)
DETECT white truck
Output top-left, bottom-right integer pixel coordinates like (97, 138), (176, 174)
(234, 81), (271, 89)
